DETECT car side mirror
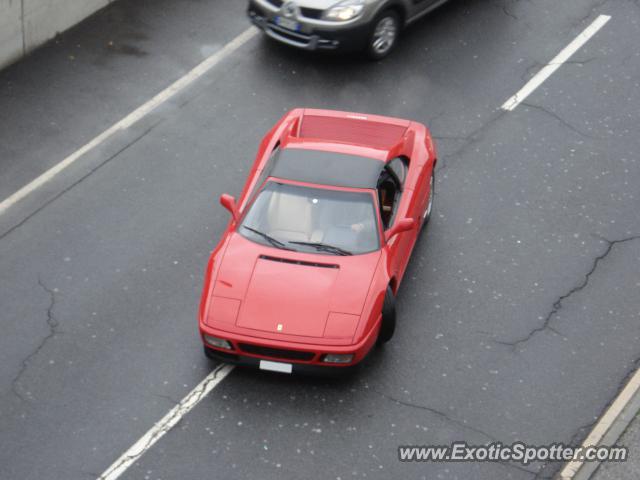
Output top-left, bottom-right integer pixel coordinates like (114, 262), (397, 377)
(220, 194), (240, 223)
(385, 218), (415, 242)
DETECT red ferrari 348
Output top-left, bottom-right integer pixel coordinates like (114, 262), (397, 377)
(199, 108), (437, 374)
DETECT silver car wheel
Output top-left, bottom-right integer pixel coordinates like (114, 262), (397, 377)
(371, 17), (397, 55)
(425, 174), (434, 218)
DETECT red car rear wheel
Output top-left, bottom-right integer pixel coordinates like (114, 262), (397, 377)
(422, 172), (435, 229)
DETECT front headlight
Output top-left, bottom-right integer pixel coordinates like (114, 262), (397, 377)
(325, 0), (365, 21)
(322, 353), (355, 364)
(204, 335), (232, 350)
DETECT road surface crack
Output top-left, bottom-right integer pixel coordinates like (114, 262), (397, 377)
(503, 6), (517, 20)
(375, 389), (541, 475)
(374, 388), (499, 441)
(153, 392), (180, 406)
(531, 420), (595, 479)
(436, 109), (507, 174)
(521, 102), (601, 139)
(490, 0), (520, 21)
(496, 234), (640, 351)
(11, 277), (60, 402)
(567, 419), (597, 447)
(571, 0), (612, 27)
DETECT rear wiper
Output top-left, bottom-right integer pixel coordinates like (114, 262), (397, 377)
(288, 241), (353, 256)
(242, 226), (293, 251)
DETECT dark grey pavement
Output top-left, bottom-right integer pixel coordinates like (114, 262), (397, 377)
(1, 0), (639, 479)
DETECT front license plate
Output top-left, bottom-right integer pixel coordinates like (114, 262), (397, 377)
(259, 360), (293, 374)
(275, 16), (300, 31)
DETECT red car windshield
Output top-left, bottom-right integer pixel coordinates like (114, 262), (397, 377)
(240, 181), (380, 255)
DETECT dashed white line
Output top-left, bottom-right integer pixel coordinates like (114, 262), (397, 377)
(97, 364), (235, 480)
(501, 14), (611, 111)
(0, 26), (259, 216)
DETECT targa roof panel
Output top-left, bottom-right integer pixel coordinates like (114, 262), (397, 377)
(270, 148), (384, 189)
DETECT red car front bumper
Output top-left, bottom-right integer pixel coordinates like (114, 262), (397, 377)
(199, 320), (380, 374)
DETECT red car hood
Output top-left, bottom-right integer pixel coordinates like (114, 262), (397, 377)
(211, 233), (381, 338)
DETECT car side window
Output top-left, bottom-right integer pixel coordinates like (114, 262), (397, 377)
(387, 156), (407, 186)
(377, 157), (408, 230)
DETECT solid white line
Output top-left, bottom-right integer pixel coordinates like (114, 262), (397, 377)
(0, 27), (259, 216)
(501, 15), (610, 111)
(97, 364), (235, 480)
(558, 366), (640, 479)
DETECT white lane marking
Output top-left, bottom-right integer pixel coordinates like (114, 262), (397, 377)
(97, 364), (234, 480)
(558, 366), (640, 479)
(501, 15), (610, 111)
(0, 27), (259, 216)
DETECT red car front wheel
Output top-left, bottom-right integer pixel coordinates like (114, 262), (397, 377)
(377, 286), (396, 344)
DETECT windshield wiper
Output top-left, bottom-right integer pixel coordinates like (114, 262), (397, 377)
(288, 241), (353, 256)
(242, 226), (293, 251)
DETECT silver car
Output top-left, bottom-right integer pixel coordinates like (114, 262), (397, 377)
(248, 0), (451, 59)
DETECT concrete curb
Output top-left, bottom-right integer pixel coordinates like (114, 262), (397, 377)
(556, 366), (640, 480)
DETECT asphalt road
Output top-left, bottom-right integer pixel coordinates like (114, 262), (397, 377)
(1, 0), (639, 479)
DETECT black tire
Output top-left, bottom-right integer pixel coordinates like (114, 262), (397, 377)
(377, 286), (397, 344)
(422, 172), (435, 229)
(366, 10), (400, 60)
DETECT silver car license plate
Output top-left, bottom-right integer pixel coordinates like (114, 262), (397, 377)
(275, 16), (300, 31)
(259, 360), (293, 374)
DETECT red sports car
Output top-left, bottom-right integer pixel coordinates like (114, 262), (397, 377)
(198, 108), (437, 374)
